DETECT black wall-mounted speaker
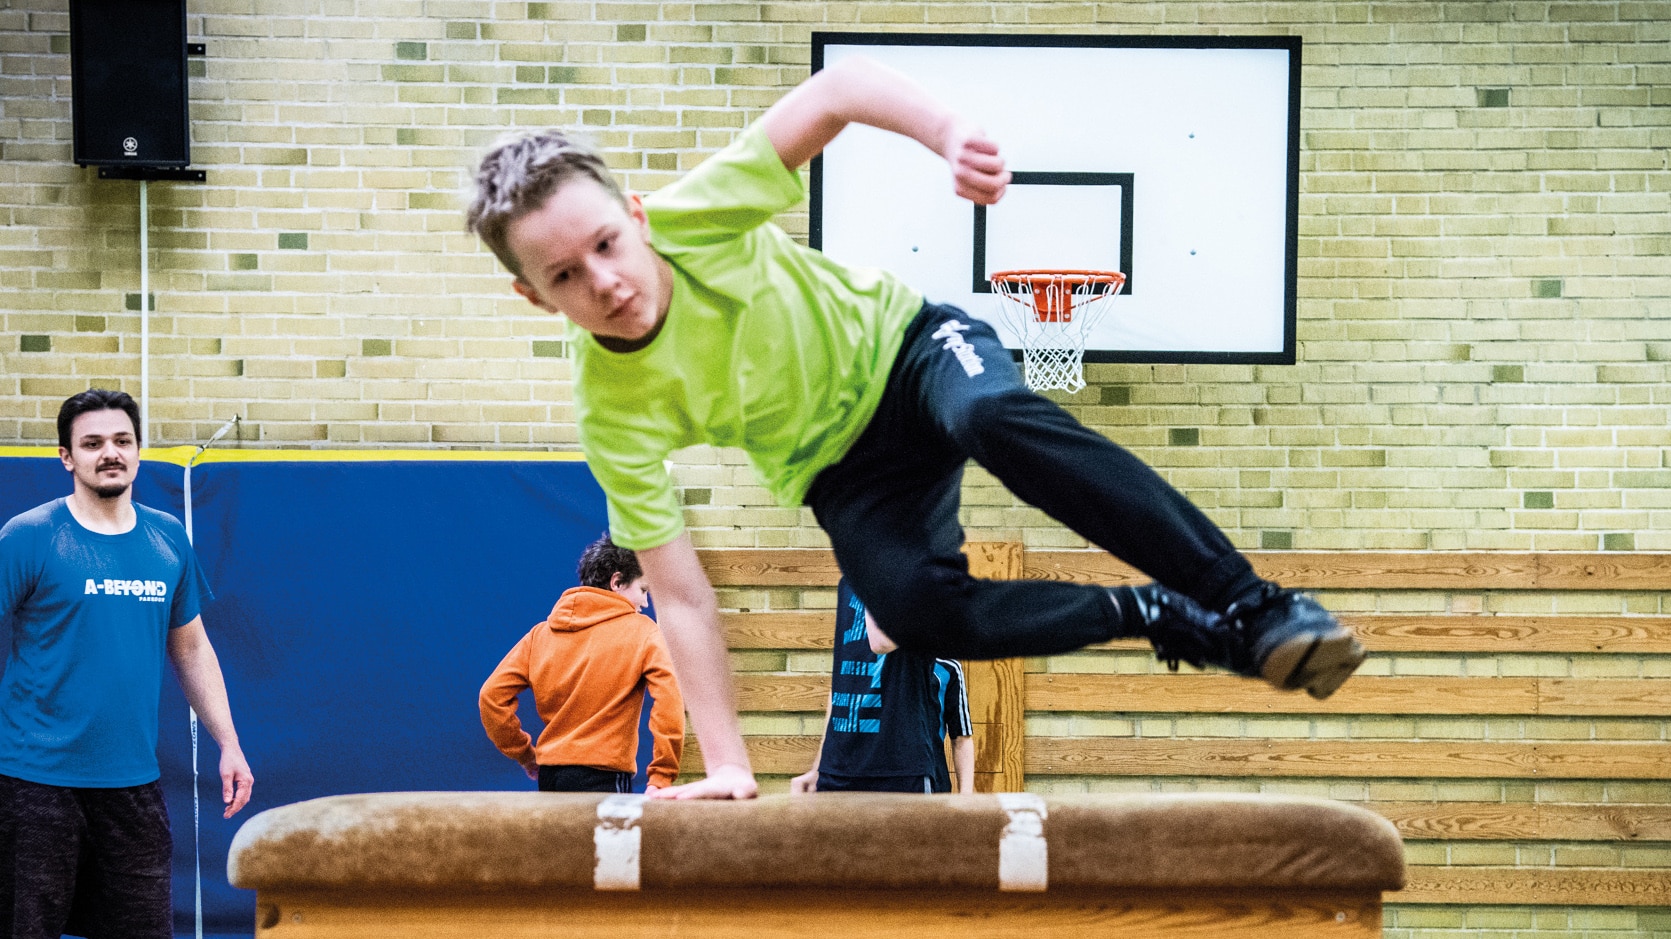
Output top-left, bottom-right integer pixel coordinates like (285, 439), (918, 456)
(70, 0), (190, 167)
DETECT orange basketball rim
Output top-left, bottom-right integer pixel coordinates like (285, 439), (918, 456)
(989, 269), (1127, 323)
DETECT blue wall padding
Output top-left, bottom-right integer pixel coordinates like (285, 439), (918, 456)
(0, 454), (185, 517)
(2, 455), (621, 933)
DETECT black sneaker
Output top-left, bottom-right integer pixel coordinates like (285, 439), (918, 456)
(1118, 584), (1234, 672)
(1222, 583), (1365, 700)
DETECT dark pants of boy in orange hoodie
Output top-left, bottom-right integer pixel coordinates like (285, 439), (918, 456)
(538, 765), (634, 793)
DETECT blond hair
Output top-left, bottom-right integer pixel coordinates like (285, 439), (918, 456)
(465, 130), (625, 278)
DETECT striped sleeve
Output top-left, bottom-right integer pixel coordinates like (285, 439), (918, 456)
(936, 659), (974, 739)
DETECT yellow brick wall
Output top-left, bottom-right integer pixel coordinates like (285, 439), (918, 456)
(2, 1), (1668, 556)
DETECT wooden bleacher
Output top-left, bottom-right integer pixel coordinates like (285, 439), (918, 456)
(691, 547), (1671, 911)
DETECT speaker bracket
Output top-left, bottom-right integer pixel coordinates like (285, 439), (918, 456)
(97, 166), (206, 182)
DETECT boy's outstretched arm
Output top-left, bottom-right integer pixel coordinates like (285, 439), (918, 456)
(759, 54), (1009, 204)
(638, 534), (758, 800)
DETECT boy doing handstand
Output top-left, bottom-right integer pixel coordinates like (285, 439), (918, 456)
(466, 56), (1364, 800)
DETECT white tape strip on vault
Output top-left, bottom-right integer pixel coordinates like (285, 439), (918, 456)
(593, 794), (646, 890)
(996, 793), (1049, 892)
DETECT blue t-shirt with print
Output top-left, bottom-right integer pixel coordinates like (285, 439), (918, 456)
(0, 498), (211, 787)
(816, 580), (940, 780)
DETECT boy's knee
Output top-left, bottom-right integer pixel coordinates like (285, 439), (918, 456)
(863, 570), (985, 655)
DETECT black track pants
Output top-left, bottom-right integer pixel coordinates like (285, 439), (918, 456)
(806, 301), (1262, 660)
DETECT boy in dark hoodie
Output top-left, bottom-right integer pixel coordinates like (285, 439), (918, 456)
(479, 535), (684, 793)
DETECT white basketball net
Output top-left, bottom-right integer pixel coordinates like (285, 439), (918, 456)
(989, 270), (1125, 394)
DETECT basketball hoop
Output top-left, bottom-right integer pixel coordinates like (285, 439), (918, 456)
(989, 269), (1127, 394)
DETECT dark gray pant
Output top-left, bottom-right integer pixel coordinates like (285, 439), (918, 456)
(807, 301), (1263, 660)
(0, 774), (172, 939)
(538, 765), (634, 793)
(815, 772), (935, 794)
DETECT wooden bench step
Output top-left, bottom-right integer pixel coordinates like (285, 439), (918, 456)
(1397, 866), (1671, 906)
(686, 737), (1671, 781)
(734, 673), (1671, 717)
(1025, 738), (1671, 780)
(721, 613), (1671, 654)
(1025, 674), (1671, 717)
(1371, 802), (1671, 842)
(701, 549), (1671, 591)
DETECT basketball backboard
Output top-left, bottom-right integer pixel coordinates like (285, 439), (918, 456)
(810, 33), (1301, 364)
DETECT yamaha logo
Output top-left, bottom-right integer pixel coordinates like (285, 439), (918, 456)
(122, 136), (138, 156)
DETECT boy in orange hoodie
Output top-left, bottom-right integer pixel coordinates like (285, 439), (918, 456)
(479, 535), (684, 792)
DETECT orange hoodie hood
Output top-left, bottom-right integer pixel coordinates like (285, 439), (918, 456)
(545, 586), (641, 632)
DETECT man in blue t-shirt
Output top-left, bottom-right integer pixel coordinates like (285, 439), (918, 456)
(0, 389), (254, 939)
(791, 581), (973, 794)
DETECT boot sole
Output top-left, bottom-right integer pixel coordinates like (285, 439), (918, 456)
(1259, 629), (1366, 700)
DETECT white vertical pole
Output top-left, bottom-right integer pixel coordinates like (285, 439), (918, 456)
(182, 414), (234, 939)
(183, 431), (201, 939)
(191, 709), (201, 939)
(139, 179), (150, 443)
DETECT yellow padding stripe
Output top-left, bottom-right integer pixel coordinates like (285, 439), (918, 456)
(0, 447), (585, 466)
(190, 449), (585, 465)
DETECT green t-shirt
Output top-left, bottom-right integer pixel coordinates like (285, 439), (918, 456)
(572, 123), (924, 550)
